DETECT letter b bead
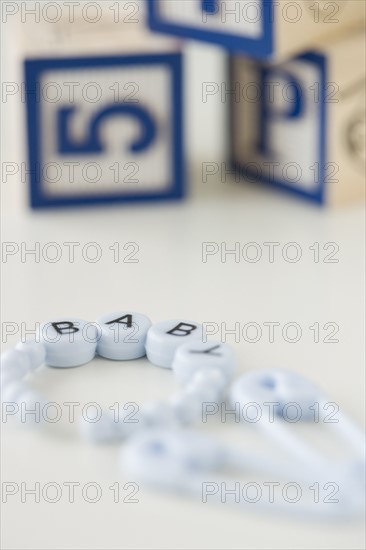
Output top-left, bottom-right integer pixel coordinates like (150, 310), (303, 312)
(146, 320), (204, 368)
(39, 318), (98, 368)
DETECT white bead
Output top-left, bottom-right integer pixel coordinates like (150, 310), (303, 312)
(172, 340), (236, 385)
(169, 392), (203, 425)
(79, 409), (138, 443)
(1, 381), (28, 403)
(230, 369), (323, 421)
(140, 401), (174, 427)
(16, 387), (45, 405)
(95, 311), (152, 360)
(275, 371), (323, 420)
(38, 318), (98, 367)
(15, 341), (46, 370)
(191, 368), (227, 393)
(184, 381), (221, 403)
(140, 400), (178, 427)
(146, 319), (204, 369)
(121, 429), (226, 490)
(1, 368), (19, 388)
(1, 350), (31, 379)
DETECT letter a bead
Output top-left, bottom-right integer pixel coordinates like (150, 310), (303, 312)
(95, 311), (152, 360)
(146, 320), (204, 368)
(38, 318), (98, 367)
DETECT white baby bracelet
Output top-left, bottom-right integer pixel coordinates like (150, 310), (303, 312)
(0, 312), (237, 442)
(2, 313), (365, 520)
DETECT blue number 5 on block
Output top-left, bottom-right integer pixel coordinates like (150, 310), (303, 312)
(25, 53), (184, 208)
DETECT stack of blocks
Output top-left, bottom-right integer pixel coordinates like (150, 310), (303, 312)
(23, 0), (365, 207)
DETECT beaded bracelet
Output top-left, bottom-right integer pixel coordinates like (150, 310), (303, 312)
(118, 369), (365, 520)
(0, 312), (236, 442)
(2, 316), (365, 519)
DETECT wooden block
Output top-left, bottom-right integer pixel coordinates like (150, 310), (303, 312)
(16, 1), (184, 207)
(148, 0), (365, 60)
(230, 29), (365, 205)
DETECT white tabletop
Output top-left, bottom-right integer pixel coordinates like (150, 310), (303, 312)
(1, 166), (365, 550)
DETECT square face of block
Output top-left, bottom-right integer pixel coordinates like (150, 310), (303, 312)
(231, 52), (327, 204)
(25, 53), (183, 208)
(148, 0), (273, 58)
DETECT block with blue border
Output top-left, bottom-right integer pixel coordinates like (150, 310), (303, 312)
(230, 30), (365, 205)
(148, 0), (365, 61)
(25, 52), (184, 208)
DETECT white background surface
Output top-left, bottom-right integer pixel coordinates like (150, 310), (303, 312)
(2, 168), (365, 550)
(1, 14), (365, 550)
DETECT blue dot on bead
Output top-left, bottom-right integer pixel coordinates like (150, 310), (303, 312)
(148, 441), (166, 454)
(261, 377), (276, 389)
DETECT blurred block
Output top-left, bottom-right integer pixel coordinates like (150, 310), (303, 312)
(19, 1), (174, 56)
(25, 53), (183, 208)
(230, 30), (366, 205)
(21, 1), (184, 208)
(148, 0), (365, 60)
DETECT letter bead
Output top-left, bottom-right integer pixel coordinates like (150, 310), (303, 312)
(172, 341), (236, 385)
(146, 320), (204, 368)
(95, 311), (152, 360)
(38, 318), (98, 368)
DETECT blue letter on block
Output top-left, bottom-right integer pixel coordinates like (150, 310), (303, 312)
(25, 53), (183, 208)
(201, 0), (218, 14)
(258, 67), (304, 157)
(231, 52), (327, 204)
(148, 0), (273, 58)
